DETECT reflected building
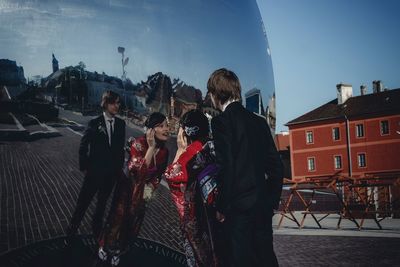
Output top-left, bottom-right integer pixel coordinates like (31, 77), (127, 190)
(0, 0), (276, 131)
(266, 93), (276, 131)
(245, 88), (265, 116)
(0, 59), (27, 98)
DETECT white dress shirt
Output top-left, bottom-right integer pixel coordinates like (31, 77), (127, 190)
(103, 112), (115, 146)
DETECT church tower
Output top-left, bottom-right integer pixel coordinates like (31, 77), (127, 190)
(52, 53), (59, 73)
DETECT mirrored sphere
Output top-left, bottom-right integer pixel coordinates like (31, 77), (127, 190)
(0, 0), (276, 131)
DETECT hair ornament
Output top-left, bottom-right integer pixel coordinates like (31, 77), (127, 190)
(184, 126), (199, 136)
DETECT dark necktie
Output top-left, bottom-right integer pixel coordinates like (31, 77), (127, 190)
(108, 119), (113, 145)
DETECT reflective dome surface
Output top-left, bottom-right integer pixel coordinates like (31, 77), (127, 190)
(0, 0), (276, 130)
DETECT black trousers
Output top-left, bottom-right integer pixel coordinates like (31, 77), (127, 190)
(224, 205), (278, 267)
(68, 172), (115, 238)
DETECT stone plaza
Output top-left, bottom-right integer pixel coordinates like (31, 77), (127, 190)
(1, 111), (400, 266)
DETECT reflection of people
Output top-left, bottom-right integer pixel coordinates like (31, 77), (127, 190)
(173, 85), (203, 118)
(207, 69), (284, 266)
(165, 110), (224, 267)
(66, 90), (125, 241)
(169, 85), (203, 135)
(98, 112), (169, 266)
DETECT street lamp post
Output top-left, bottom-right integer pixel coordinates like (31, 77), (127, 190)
(118, 46), (129, 120)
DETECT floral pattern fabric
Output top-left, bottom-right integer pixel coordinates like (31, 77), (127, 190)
(165, 140), (224, 267)
(99, 136), (168, 251)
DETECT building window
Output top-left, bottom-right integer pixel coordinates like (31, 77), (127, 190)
(356, 124), (364, 138)
(358, 153), (366, 168)
(306, 131), (313, 144)
(380, 120), (389, 135)
(332, 127), (340, 141)
(307, 157), (316, 171)
(334, 155), (342, 169)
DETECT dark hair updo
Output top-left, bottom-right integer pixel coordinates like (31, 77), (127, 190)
(179, 109), (209, 142)
(144, 112), (167, 129)
(143, 112), (168, 147)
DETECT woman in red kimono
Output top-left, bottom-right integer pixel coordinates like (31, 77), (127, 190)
(98, 112), (169, 266)
(165, 110), (224, 267)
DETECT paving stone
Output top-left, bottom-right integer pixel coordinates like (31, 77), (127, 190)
(0, 127), (184, 255)
(1, 124), (400, 266)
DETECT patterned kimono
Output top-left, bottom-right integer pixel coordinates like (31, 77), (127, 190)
(165, 140), (223, 267)
(99, 135), (168, 252)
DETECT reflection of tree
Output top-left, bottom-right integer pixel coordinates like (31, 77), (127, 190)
(171, 78), (202, 117)
(144, 72), (173, 114)
(42, 64), (212, 127)
(76, 61), (86, 70)
(123, 79), (136, 91)
(65, 66), (88, 105)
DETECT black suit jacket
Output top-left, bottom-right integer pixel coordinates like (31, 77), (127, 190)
(79, 115), (126, 176)
(211, 102), (283, 214)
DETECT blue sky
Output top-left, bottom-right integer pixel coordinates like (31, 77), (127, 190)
(257, 0), (400, 131)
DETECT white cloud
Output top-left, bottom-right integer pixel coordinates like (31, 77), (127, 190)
(0, 0), (95, 18)
(59, 5), (95, 18)
(108, 0), (131, 9)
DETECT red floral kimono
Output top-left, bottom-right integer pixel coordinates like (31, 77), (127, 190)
(165, 140), (223, 267)
(100, 135), (168, 252)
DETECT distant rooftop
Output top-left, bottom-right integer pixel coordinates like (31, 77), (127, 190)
(286, 88), (400, 126)
(275, 132), (290, 151)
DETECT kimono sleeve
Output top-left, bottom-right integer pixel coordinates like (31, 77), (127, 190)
(127, 139), (147, 179)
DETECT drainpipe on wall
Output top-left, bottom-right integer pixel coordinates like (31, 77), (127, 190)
(345, 115), (352, 177)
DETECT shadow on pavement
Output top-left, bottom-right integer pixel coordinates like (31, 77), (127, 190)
(0, 236), (186, 267)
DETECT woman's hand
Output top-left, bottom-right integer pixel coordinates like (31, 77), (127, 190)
(172, 128), (187, 164)
(146, 128), (156, 150)
(177, 127), (188, 152)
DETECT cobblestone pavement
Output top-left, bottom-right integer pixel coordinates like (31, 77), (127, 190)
(274, 235), (400, 266)
(1, 121), (400, 266)
(0, 126), (183, 255)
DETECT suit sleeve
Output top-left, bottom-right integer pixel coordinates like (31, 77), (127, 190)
(79, 120), (94, 171)
(211, 116), (234, 214)
(262, 121), (284, 209)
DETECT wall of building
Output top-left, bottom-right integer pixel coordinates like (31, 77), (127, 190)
(289, 114), (400, 180)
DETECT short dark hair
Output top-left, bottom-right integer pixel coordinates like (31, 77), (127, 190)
(207, 68), (241, 105)
(101, 90), (120, 109)
(179, 109), (209, 142)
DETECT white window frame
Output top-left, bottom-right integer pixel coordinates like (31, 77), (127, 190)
(307, 157), (316, 172)
(356, 124), (365, 138)
(357, 153), (367, 168)
(334, 155), (342, 170)
(332, 127), (340, 141)
(306, 130), (314, 144)
(380, 120), (389, 136)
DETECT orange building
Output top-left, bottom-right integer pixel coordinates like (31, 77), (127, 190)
(286, 83), (400, 181)
(275, 132), (291, 179)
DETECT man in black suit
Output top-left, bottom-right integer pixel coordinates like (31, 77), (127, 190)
(67, 90), (126, 240)
(207, 69), (283, 266)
